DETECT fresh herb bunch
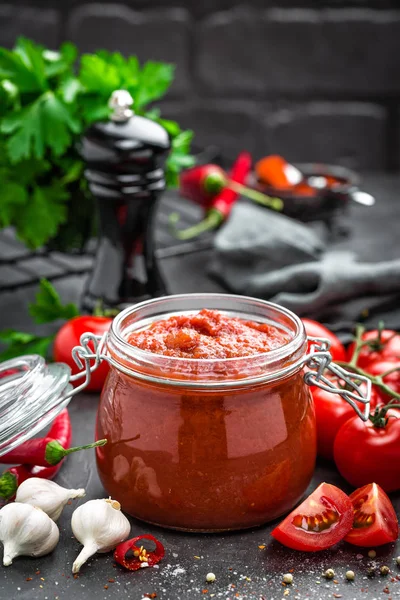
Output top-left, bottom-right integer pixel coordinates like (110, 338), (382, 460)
(0, 37), (194, 250)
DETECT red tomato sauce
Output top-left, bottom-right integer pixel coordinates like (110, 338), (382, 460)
(96, 309), (316, 531)
(127, 309), (290, 359)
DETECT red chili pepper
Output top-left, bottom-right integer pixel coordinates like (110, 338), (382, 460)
(0, 436), (107, 467)
(49, 408), (72, 447)
(114, 534), (165, 571)
(0, 462), (63, 502)
(0, 409), (104, 500)
(172, 153), (283, 240)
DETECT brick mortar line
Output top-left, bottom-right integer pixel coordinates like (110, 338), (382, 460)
(0, 268), (92, 293)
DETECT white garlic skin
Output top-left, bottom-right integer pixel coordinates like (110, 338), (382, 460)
(0, 503), (59, 566)
(15, 478), (86, 522)
(71, 498), (130, 573)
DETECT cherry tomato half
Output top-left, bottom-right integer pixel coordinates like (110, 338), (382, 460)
(344, 483), (398, 547)
(365, 359), (400, 404)
(312, 380), (378, 461)
(271, 482), (353, 551)
(334, 408), (400, 492)
(53, 315), (112, 392)
(302, 319), (346, 362)
(347, 330), (400, 368)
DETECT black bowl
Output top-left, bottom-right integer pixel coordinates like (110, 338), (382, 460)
(256, 163), (363, 223)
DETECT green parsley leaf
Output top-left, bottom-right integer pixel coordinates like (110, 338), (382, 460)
(0, 41), (45, 93)
(43, 42), (78, 78)
(1, 91), (81, 162)
(14, 37), (47, 91)
(0, 329), (54, 361)
(165, 129), (195, 187)
(59, 76), (82, 104)
(134, 61), (174, 110)
(79, 54), (121, 97)
(29, 278), (79, 324)
(0, 182), (27, 227)
(79, 94), (111, 125)
(14, 184), (69, 248)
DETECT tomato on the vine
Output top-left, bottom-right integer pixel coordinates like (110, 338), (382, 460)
(344, 483), (398, 547)
(271, 482), (353, 551)
(53, 315), (112, 392)
(365, 359), (400, 404)
(347, 329), (400, 368)
(302, 319), (346, 362)
(312, 380), (378, 461)
(334, 407), (400, 492)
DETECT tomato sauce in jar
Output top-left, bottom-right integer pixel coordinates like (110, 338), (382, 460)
(96, 294), (316, 531)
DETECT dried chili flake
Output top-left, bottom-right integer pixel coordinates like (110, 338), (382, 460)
(202, 589), (208, 594)
(108, 578), (115, 583)
(258, 545), (266, 550)
(104, 585), (108, 590)
(144, 594), (157, 599)
(26, 577), (32, 582)
(73, 574), (79, 579)
(114, 534), (165, 571)
(35, 570), (40, 575)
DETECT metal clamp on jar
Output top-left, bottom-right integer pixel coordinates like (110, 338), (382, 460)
(78, 90), (171, 313)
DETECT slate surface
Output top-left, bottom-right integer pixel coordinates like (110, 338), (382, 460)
(1, 173), (400, 600)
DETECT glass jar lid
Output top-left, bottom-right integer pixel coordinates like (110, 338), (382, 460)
(0, 355), (72, 457)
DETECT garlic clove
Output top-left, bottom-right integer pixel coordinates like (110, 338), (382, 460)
(0, 503), (59, 566)
(15, 478), (86, 521)
(71, 498), (130, 573)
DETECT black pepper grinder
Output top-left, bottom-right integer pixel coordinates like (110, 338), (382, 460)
(79, 90), (171, 312)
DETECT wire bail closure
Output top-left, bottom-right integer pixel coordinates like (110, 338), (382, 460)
(303, 336), (371, 421)
(70, 333), (371, 422)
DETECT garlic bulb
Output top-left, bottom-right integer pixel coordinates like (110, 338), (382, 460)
(0, 503), (59, 566)
(15, 478), (86, 521)
(71, 498), (130, 573)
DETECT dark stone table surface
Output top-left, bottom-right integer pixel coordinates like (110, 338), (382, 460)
(1, 173), (400, 600)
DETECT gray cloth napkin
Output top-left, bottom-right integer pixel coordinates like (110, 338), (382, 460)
(209, 201), (400, 317)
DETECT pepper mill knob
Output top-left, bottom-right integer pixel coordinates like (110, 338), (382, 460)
(79, 89), (171, 312)
(108, 90), (134, 122)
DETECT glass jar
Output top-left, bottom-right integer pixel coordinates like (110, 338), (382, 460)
(95, 294), (347, 532)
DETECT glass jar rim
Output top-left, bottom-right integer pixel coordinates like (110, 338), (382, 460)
(106, 293), (307, 388)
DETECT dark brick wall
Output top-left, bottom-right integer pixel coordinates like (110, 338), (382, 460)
(2, 1), (400, 171)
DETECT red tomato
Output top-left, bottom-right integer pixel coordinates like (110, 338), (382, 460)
(334, 408), (400, 492)
(312, 380), (378, 461)
(271, 482), (353, 551)
(365, 360), (400, 403)
(345, 483), (398, 547)
(53, 315), (112, 392)
(302, 319), (346, 362)
(347, 330), (400, 368)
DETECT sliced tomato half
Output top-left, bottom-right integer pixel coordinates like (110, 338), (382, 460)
(345, 483), (398, 547)
(271, 482), (353, 551)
